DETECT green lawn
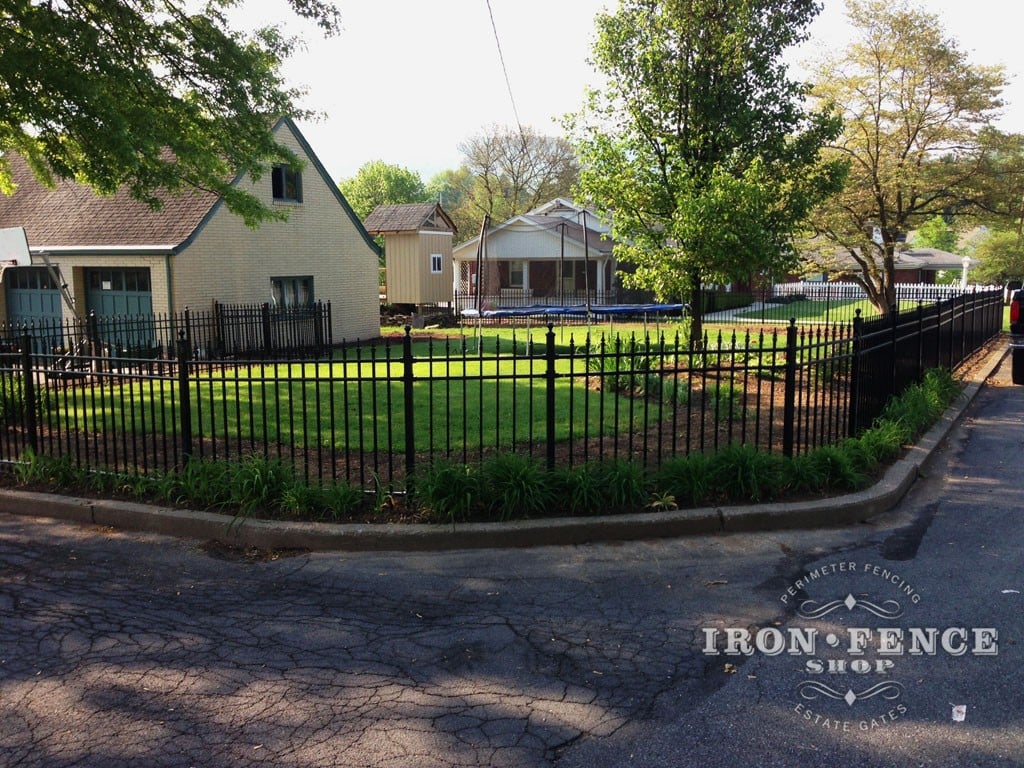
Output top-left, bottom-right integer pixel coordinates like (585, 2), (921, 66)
(733, 298), (925, 324)
(48, 349), (678, 454)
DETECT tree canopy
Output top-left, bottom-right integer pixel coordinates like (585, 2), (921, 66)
(913, 216), (959, 254)
(568, 0), (844, 339)
(338, 160), (428, 221)
(970, 229), (1024, 285)
(804, 0), (1011, 311)
(457, 124), (579, 230)
(0, 0), (339, 226)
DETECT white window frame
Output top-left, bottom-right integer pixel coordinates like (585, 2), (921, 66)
(429, 253), (443, 274)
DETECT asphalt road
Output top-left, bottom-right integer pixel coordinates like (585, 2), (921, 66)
(1, 357), (1021, 767)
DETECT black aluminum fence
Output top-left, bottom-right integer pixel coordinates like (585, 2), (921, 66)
(0, 289), (1001, 491)
(0, 301), (332, 361)
(848, 289), (1004, 433)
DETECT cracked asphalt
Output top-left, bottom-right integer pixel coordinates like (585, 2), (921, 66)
(1, 352), (1020, 767)
(1, 503), (882, 767)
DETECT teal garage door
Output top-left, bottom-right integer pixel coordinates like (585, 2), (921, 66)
(5, 267), (63, 326)
(86, 268), (153, 318)
(85, 268), (154, 348)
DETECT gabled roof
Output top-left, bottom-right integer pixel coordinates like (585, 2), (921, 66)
(453, 214), (614, 259)
(0, 154), (217, 251)
(363, 202), (456, 235)
(0, 117), (380, 256)
(892, 247), (974, 271)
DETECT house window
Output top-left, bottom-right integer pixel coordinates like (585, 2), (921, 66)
(271, 276), (313, 308)
(429, 253), (443, 274)
(509, 260), (526, 289)
(271, 164), (302, 202)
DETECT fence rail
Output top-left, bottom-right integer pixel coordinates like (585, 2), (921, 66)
(0, 290), (1003, 492)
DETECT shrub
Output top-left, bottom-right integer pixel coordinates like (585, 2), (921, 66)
(653, 453), (711, 507)
(809, 445), (864, 491)
(14, 449), (77, 486)
(279, 481), (365, 521)
(320, 482), (365, 521)
(415, 459), (481, 523)
(707, 444), (785, 502)
(228, 454), (296, 514)
(590, 458), (647, 511)
(838, 436), (880, 476)
(551, 463), (605, 516)
(481, 453), (552, 521)
(786, 453), (827, 495)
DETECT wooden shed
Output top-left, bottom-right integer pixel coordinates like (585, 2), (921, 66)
(364, 203), (457, 307)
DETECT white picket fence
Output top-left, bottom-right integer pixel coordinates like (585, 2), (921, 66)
(772, 281), (1001, 303)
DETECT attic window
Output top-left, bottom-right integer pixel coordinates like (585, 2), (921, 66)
(272, 164), (302, 202)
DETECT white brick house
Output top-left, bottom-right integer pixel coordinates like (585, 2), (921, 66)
(0, 117), (381, 343)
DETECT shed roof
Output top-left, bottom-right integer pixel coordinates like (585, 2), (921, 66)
(364, 203), (456, 235)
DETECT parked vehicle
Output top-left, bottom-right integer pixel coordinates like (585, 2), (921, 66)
(1010, 289), (1024, 384)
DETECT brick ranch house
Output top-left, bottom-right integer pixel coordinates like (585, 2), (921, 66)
(0, 117), (381, 343)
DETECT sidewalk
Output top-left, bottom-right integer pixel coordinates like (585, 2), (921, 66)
(0, 343), (1008, 552)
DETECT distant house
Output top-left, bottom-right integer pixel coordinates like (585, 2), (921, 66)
(800, 247), (976, 285)
(0, 117), (381, 342)
(452, 199), (641, 309)
(363, 202), (456, 307)
(888, 247), (975, 284)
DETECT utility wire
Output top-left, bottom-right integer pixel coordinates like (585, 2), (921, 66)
(485, 0), (526, 142)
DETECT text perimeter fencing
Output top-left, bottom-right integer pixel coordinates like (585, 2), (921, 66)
(0, 289), (1003, 492)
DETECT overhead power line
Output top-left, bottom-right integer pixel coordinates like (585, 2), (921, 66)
(485, 0), (526, 141)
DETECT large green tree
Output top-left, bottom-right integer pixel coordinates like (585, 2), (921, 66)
(971, 229), (1024, 285)
(0, 0), (339, 226)
(568, 0), (844, 340)
(338, 160), (428, 221)
(805, 0), (1009, 312)
(426, 166), (475, 237)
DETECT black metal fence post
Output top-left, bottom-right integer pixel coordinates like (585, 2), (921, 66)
(782, 318), (797, 458)
(848, 310), (863, 438)
(261, 302), (273, 358)
(545, 323), (556, 470)
(19, 331), (38, 454)
(916, 300), (924, 382)
(176, 331), (193, 464)
(403, 326), (416, 482)
(889, 303), (899, 398)
(314, 300), (325, 352)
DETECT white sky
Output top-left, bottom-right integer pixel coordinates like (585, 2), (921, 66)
(261, 0), (1024, 183)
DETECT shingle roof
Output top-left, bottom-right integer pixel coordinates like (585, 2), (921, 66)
(363, 203), (456, 234)
(0, 153), (219, 249)
(519, 215), (614, 254)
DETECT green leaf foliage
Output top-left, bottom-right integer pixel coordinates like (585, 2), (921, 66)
(568, 0), (845, 338)
(338, 160), (428, 221)
(805, 0), (1008, 314)
(0, 0), (340, 226)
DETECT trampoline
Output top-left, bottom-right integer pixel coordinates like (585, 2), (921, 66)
(459, 302), (688, 319)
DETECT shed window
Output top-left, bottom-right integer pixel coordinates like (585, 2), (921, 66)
(429, 253), (443, 274)
(272, 164), (302, 202)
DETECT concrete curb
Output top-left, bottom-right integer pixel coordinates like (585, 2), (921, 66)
(1, 344), (1007, 552)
